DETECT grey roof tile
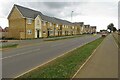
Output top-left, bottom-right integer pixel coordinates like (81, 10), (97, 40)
(15, 4), (73, 26)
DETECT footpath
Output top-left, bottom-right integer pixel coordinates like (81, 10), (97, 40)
(74, 34), (118, 78)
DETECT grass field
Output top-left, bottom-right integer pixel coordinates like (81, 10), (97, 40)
(17, 37), (104, 79)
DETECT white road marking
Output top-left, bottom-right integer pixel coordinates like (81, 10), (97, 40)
(14, 42), (90, 78)
(1, 49), (41, 60)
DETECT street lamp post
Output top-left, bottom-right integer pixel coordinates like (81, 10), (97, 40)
(71, 11), (74, 22)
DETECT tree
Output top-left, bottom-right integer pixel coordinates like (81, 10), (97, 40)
(113, 27), (117, 32)
(119, 29), (120, 32)
(107, 23), (114, 33)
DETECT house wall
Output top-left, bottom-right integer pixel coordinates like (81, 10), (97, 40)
(8, 6), (26, 39)
(41, 21), (48, 38)
(26, 19), (35, 39)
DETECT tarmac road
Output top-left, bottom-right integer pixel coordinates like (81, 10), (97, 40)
(2, 35), (101, 78)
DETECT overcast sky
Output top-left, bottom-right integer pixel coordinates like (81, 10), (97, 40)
(0, 0), (119, 31)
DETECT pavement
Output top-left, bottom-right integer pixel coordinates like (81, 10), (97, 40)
(2, 35), (100, 78)
(74, 34), (118, 78)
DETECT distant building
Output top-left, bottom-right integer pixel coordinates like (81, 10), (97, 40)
(73, 22), (84, 34)
(91, 26), (97, 34)
(0, 26), (3, 39)
(0, 27), (9, 39)
(84, 25), (90, 34)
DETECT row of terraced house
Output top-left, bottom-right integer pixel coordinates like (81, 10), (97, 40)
(7, 4), (96, 39)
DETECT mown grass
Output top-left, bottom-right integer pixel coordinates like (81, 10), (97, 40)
(44, 35), (83, 41)
(17, 37), (104, 79)
(1, 44), (18, 48)
(112, 33), (120, 46)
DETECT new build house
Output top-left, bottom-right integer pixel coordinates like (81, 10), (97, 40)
(8, 4), (96, 39)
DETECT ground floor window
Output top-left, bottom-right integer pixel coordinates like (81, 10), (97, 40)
(43, 30), (46, 34)
(27, 30), (32, 34)
(49, 30), (53, 34)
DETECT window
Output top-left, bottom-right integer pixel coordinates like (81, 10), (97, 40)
(50, 22), (52, 26)
(50, 30), (53, 34)
(44, 21), (46, 26)
(81, 27), (83, 31)
(64, 25), (66, 28)
(55, 30), (58, 34)
(65, 25), (66, 28)
(72, 26), (74, 29)
(27, 18), (32, 24)
(27, 30), (32, 34)
(37, 20), (40, 25)
(43, 30), (46, 34)
(62, 25), (64, 28)
(56, 24), (58, 27)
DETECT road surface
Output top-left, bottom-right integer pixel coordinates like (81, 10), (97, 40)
(74, 34), (118, 78)
(2, 35), (100, 78)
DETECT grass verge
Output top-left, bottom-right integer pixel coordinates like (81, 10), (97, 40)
(17, 37), (104, 79)
(44, 35), (83, 41)
(112, 33), (120, 46)
(1, 44), (18, 48)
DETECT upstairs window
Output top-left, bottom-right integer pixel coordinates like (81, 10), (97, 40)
(50, 22), (52, 26)
(44, 21), (46, 26)
(65, 25), (66, 28)
(27, 18), (32, 24)
(56, 24), (58, 27)
(37, 20), (40, 25)
(72, 26), (74, 29)
(62, 25), (64, 28)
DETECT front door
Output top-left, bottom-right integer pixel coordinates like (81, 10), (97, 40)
(48, 30), (50, 37)
(37, 30), (39, 38)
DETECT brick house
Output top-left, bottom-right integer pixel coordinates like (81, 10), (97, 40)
(8, 4), (95, 39)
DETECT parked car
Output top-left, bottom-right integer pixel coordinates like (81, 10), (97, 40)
(101, 32), (108, 37)
(102, 33), (107, 37)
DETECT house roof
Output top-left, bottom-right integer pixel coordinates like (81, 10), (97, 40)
(73, 22), (84, 26)
(84, 25), (90, 28)
(15, 4), (43, 19)
(91, 26), (96, 29)
(4, 27), (9, 32)
(0, 26), (3, 32)
(14, 4), (73, 26)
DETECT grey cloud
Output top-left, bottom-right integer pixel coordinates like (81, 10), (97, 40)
(43, 2), (70, 9)
(20, 2), (83, 19)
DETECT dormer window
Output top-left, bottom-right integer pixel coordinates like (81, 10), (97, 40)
(27, 18), (32, 24)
